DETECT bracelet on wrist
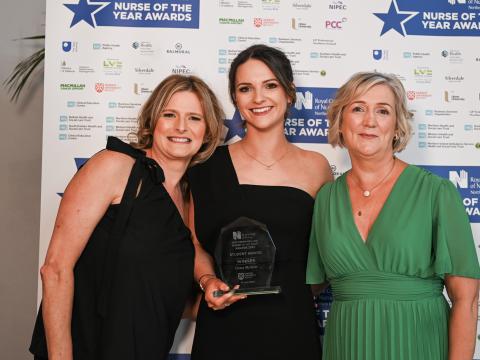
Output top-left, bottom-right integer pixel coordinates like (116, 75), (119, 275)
(198, 274), (216, 292)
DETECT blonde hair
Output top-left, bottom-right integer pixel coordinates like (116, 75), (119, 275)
(328, 72), (412, 153)
(133, 74), (224, 166)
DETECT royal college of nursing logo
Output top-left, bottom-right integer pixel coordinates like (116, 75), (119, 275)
(63, 0), (199, 28)
(284, 88), (336, 144)
(421, 166), (480, 222)
(374, 0), (480, 36)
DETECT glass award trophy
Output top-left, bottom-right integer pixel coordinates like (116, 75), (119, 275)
(213, 217), (281, 297)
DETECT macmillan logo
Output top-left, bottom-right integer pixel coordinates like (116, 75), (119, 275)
(63, 0), (199, 29)
(60, 83), (85, 90)
(219, 17), (244, 25)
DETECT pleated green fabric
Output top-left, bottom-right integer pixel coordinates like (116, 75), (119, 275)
(307, 165), (480, 360)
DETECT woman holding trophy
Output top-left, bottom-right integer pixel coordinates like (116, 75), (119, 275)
(188, 44), (332, 359)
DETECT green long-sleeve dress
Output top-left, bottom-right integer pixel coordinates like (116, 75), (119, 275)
(307, 165), (480, 360)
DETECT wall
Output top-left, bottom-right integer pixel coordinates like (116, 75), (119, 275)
(0, 0), (45, 358)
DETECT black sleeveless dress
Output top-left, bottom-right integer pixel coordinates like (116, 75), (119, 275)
(29, 137), (194, 360)
(188, 146), (321, 360)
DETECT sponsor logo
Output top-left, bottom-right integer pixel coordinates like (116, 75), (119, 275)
(171, 64), (192, 74)
(219, 17), (244, 25)
(325, 18), (346, 29)
(94, 83), (121, 93)
(92, 42), (120, 50)
(407, 90), (432, 100)
(403, 51), (431, 59)
(253, 18), (279, 27)
(292, 2), (311, 11)
(62, 41), (77, 52)
(132, 41), (154, 55)
(441, 49), (464, 63)
(60, 83), (85, 90)
(373, 49), (389, 60)
(413, 66), (433, 83)
(133, 83), (153, 95)
(166, 42), (191, 54)
(262, 0), (280, 10)
(134, 66), (154, 75)
(329, 1), (347, 10)
(444, 90), (466, 102)
(103, 59), (123, 75)
(291, 17), (312, 30)
(60, 60), (75, 73)
(444, 74), (464, 82)
(63, 0), (200, 29)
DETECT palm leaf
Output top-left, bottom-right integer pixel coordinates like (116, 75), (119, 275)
(3, 35), (45, 102)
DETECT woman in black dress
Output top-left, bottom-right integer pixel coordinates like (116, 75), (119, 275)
(29, 75), (224, 360)
(188, 44), (332, 360)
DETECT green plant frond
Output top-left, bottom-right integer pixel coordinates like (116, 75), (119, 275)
(4, 48), (45, 102)
(13, 35), (45, 41)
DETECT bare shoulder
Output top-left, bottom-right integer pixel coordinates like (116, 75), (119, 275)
(82, 149), (135, 176)
(66, 149), (135, 203)
(289, 147), (331, 195)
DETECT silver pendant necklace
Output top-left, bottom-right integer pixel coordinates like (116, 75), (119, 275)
(240, 143), (290, 170)
(349, 158), (397, 198)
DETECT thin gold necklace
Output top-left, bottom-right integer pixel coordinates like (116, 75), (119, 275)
(349, 158), (397, 198)
(240, 143), (291, 170)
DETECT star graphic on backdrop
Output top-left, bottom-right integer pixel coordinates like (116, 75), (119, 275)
(64, 0), (110, 28)
(224, 109), (245, 143)
(373, 0), (417, 36)
(58, 158), (89, 197)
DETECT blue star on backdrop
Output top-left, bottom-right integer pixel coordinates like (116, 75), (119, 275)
(224, 109), (245, 143)
(58, 158), (89, 197)
(64, 0), (109, 28)
(374, 0), (417, 36)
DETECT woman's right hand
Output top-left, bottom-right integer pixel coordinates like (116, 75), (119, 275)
(203, 278), (247, 310)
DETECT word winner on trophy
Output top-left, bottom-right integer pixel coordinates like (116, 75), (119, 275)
(213, 217), (281, 297)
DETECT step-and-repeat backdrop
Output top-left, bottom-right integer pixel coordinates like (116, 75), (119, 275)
(40, 0), (480, 358)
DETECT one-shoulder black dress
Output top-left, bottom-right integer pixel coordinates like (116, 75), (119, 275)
(188, 146), (321, 360)
(30, 137), (194, 360)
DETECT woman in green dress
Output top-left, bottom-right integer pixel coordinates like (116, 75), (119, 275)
(307, 72), (480, 360)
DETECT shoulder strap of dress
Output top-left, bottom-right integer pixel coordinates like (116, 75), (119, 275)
(106, 136), (146, 159)
(97, 137), (164, 318)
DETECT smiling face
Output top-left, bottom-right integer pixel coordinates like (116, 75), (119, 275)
(341, 84), (397, 160)
(234, 59), (291, 131)
(151, 90), (206, 163)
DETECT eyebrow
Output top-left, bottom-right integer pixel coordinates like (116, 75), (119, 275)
(350, 100), (393, 108)
(162, 109), (204, 117)
(236, 78), (279, 87)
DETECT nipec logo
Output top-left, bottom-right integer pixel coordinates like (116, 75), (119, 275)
(329, 1), (347, 10)
(171, 65), (191, 74)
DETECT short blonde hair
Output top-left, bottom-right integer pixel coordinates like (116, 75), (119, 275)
(133, 74), (224, 166)
(328, 72), (412, 153)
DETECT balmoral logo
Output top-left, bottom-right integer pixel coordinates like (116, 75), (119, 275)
(166, 43), (190, 54)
